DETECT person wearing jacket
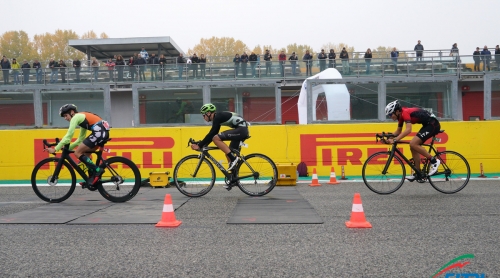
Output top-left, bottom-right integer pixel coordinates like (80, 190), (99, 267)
(240, 52), (249, 78)
(340, 47), (349, 74)
(481, 46), (492, 71)
(115, 55), (125, 82)
(58, 59), (67, 83)
(278, 51), (286, 77)
(105, 58), (115, 82)
(264, 50), (272, 76)
(190, 53), (199, 79)
(128, 56), (136, 81)
(136, 54), (146, 81)
(473, 47), (481, 72)
(233, 54), (241, 78)
(495, 45), (500, 71)
(49, 58), (58, 83)
(328, 49), (336, 68)
(72, 58), (81, 82)
(11, 58), (21, 85)
(364, 48), (373, 75)
(390, 47), (399, 74)
(303, 50), (313, 76)
(177, 53), (185, 80)
(148, 53), (159, 81)
(288, 52), (298, 76)
(33, 59), (42, 84)
(249, 52), (258, 77)
(318, 49), (327, 72)
(21, 60), (31, 84)
(1, 56), (11, 84)
(414, 40), (424, 61)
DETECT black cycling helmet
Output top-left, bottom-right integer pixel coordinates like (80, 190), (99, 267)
(59, 104), (78, 117)
(200, 103), (216, 114)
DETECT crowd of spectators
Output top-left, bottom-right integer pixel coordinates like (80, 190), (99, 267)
(1, 42), (499, 84)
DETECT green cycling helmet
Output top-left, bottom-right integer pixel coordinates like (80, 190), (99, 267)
(200, 103), (216, 114)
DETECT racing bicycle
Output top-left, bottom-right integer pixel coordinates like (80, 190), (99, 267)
(31, 138), (142, 203)
(173, 137), (278, 197)
(362, 131), (470, 194)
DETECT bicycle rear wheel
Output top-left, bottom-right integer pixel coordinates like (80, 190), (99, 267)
(98, 156), (141, 202)
(173, 155), (215, 197)
(362, 151), (405, 194)
(235, 153), (277, 197)
(428, 151), (470, 194)
(31, 157), (76, 203)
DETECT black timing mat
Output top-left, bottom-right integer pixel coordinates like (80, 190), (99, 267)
(227, 187), (323, 224)
(0, 188), (189, 224)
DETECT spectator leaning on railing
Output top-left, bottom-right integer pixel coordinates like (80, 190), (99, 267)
(21, 60), (31, 85)
(73, 58), (81, 82)
(328, 49), (336, 68)
(33, 59), (42, 84)
(481, 46), (491, 72)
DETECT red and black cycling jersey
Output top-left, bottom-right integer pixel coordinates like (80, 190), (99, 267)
(398, 107), (433, 127)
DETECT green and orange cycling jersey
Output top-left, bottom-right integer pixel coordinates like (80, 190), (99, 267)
(55, 112), (105, 151)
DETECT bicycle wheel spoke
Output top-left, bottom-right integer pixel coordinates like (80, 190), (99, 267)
(236, 154), (277, 196)
(362, 152), (405, 194)
(31, 158), (75, 203)
(429, 151), (470, 194)
(98, 157), (141, 202)
(174, 156), (215, 197)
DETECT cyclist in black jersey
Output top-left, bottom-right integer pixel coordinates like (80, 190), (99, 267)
(384, 100), (441, 181)
(191, 103), (249, 172)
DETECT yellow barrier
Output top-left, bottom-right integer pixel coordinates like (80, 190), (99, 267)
(1, 121), (499, 182)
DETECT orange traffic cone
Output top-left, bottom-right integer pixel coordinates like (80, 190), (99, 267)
(327, 167), (340, 185)
(309, 168), (321, 187)
(345, 193), (372, 228)
(155, 194), (182, 227)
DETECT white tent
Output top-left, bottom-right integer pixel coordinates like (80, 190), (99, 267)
(297, 68), (350, 124)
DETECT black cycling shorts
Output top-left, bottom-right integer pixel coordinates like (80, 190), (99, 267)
(416, 118), (440, 142)
(218, 126), (249, 150)
(82, 121), (110, 149)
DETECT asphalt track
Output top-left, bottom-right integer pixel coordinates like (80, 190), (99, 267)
(0, 179), (499, 277)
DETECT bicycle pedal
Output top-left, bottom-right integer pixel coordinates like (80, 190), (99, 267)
(223, 185), (233, 191)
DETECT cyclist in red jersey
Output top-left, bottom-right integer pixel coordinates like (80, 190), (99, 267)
(44, 104), (110, 188)
(384, 100), (441, 181)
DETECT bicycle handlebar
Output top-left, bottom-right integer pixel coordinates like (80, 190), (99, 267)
(375, 132), (396, 144)
(188, 138), (201, 147)
(43, 138), (60, 148)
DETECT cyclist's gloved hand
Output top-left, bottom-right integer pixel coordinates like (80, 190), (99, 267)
(44, 147), (56, 154)
(191, 144), (200, 151)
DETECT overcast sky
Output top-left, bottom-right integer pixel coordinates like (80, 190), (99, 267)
(2, 0), (499, 56)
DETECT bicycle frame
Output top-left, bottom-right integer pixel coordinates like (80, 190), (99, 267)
(382, 138), (441, 177)
(49, 144), (104, 184)
(195, 147), (257, 183)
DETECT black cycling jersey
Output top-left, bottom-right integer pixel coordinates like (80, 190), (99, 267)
(198, 111), (248, 148)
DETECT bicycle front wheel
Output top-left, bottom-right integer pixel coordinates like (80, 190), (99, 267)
(31, 157), (76, 203)
(173, 155), (215, 197)
(235, 153), (277, 197)
(428, 151), (470, 194)
(362, 151), (405, 194)
(98, 156), (142, 202)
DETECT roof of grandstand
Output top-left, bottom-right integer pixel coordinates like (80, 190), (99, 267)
(68, 36), (184, 59)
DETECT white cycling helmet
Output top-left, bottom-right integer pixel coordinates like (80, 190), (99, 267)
(385, 100), (401, 115)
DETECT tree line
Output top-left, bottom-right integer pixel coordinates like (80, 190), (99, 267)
(0, 30), (108, 62)
(0, 30), (401, 63)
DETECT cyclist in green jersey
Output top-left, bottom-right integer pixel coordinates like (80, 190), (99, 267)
(44, 104), (110, 188)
